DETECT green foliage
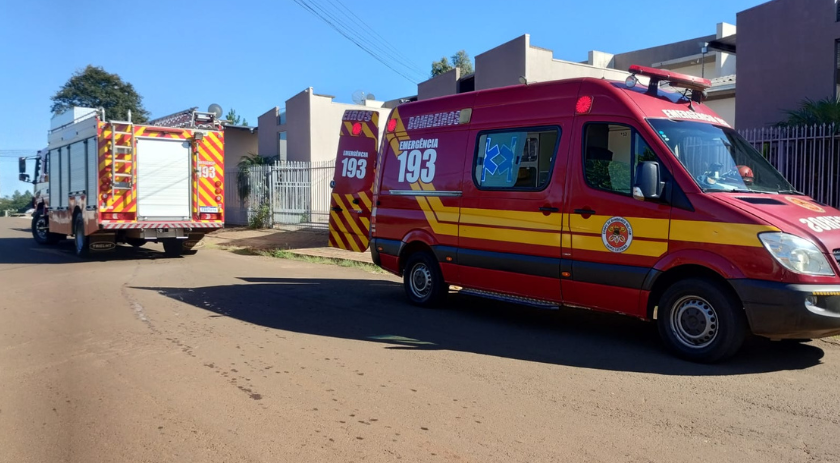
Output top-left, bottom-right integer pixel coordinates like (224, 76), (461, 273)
(225, 108), (248, 126)
(249, 203), (271, 229)
(51, 65), (149, 122)
(451, 50), (474, 75)
(431, 50), (473, 77)
(777, 97), (840, 128)
(0, 190), (34, 213)
(431, 57), (453, 77)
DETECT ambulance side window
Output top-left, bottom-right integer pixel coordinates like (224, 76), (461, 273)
(583, 123), (657, 195)
(474, 127), (560, 190)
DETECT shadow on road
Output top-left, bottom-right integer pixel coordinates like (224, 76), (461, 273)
(133, 276), (827, 376)
(0, 237), (172, 264)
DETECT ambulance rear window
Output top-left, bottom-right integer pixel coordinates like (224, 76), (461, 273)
(474, 127), (560, 190)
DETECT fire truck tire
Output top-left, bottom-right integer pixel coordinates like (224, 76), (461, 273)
(31, 212), (62, 245)
(73, 214), (90, 258)
(126, 238), (146, 248)
(657, 278), (747, 363)
(403, 251), (447, 307)
(162, 239), (183, 257)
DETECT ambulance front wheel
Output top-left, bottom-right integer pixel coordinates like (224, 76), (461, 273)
(403, 252), (447, 307)
(657, 278), (747, 363)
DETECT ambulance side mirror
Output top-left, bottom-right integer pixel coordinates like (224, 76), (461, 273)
(634, 161), (662, 201)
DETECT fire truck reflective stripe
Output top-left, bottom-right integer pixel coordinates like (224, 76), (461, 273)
(569, 215), (669, 240)
(100, 222), (221, 229)
(572, 234), (668, 257)
(670, 221), (778, 247)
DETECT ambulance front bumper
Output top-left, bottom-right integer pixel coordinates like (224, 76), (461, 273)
(730, 280), (840, 339)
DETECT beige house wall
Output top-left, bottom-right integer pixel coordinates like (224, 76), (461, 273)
(222, 126), (258, 171)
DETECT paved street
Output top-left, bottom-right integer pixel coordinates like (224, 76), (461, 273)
(1, 217), (839, 463)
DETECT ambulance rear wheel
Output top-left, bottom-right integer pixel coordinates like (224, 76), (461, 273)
(403, 252), (447, 307)
(73, 214), (90, 258)
(657, 278), (747, 363)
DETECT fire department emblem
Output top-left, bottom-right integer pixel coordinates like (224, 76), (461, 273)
(602, 217), (633, 253)
(786, 196), (825, 213)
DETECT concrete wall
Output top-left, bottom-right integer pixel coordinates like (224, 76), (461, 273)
(418, 68), (460, 100)
(223, 126), (258, 170)
(257, 88), (391, 164)
(475, 35), (528, 91)
(706, 98), (736, 126)
(613, 34), (717, 72)
(527, 44), (628, 83)
(257, 107), (281, 158)
(737, 0), (840, 128)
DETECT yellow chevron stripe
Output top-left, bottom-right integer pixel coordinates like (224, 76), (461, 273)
(334, 194), (366, 238)
(358, 191), (372, 210)
(329, 210), (360, 252)
(330, 228), (348, 250)
(460, 224), (560, 248)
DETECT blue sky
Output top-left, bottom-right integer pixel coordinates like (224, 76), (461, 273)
(0, 0), (763, 196)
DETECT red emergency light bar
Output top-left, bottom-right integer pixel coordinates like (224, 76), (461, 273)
(628, 64), (711, 91)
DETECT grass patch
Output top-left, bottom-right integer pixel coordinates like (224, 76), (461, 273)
(207, 241), (385, 273)
(260, 249), (385, 274)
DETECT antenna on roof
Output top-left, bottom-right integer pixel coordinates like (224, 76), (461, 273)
(352, 90), (367, 105)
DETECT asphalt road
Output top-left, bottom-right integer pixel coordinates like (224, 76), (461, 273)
(1, 217), (839, 463)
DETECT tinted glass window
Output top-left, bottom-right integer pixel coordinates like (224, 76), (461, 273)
(583, 123), (657, 195)
(474, 128), (559, 190)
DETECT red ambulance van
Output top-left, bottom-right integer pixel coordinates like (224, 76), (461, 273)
(329, 66), (840, 363)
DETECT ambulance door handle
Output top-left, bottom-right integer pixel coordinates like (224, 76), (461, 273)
(539, 207), (560, 213)
(574, 208), (597, 216)
(331, 206), (343, 212)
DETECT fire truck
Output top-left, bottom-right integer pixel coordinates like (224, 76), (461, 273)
(20, 107), (225, 257)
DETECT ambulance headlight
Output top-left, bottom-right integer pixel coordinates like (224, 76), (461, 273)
(759, 232), (834, 276)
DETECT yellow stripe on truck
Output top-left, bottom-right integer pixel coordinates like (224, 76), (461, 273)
(670, 220), (778, 247)
(460, 225), (562, 248)
(569, 214), (669, 240)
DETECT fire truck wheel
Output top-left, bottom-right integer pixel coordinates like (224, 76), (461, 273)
(657, 278), (747, 363)
(73, 214), (90, 258)
(403, 251), (447, 307)
(162, 239), (183, 257)
(126, 238), (146, 248)
(31, 212), (61, 245)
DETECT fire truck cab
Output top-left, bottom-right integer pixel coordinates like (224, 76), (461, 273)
(22, 107), (225, 258)
(329, 66), (840, 363)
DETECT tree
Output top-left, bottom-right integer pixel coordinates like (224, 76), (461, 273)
(0, 190), (34, 213)
(431, 50), (473, 77)
(431, 57), (453, 77)
(225, 108), (248, 127)
(51, 65), (149, 123)
(777, 97), (840, 129)
(451, 50), (474, 75)
(236, 153), (267, 199)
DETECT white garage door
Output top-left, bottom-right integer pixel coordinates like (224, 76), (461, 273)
(137, 138), (191, 221)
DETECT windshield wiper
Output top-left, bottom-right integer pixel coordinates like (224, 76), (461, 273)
(777, 189), (803, 195)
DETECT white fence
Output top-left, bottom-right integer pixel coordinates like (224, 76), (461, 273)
(225, 160), (335, 230)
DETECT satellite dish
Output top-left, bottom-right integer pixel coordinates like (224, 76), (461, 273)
(351, 90), (366, 105)
(366, 93), (376, 101)
(208, 104), (223, 118)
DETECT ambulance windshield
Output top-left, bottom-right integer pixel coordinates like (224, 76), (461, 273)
(648, 119), (795, 194)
